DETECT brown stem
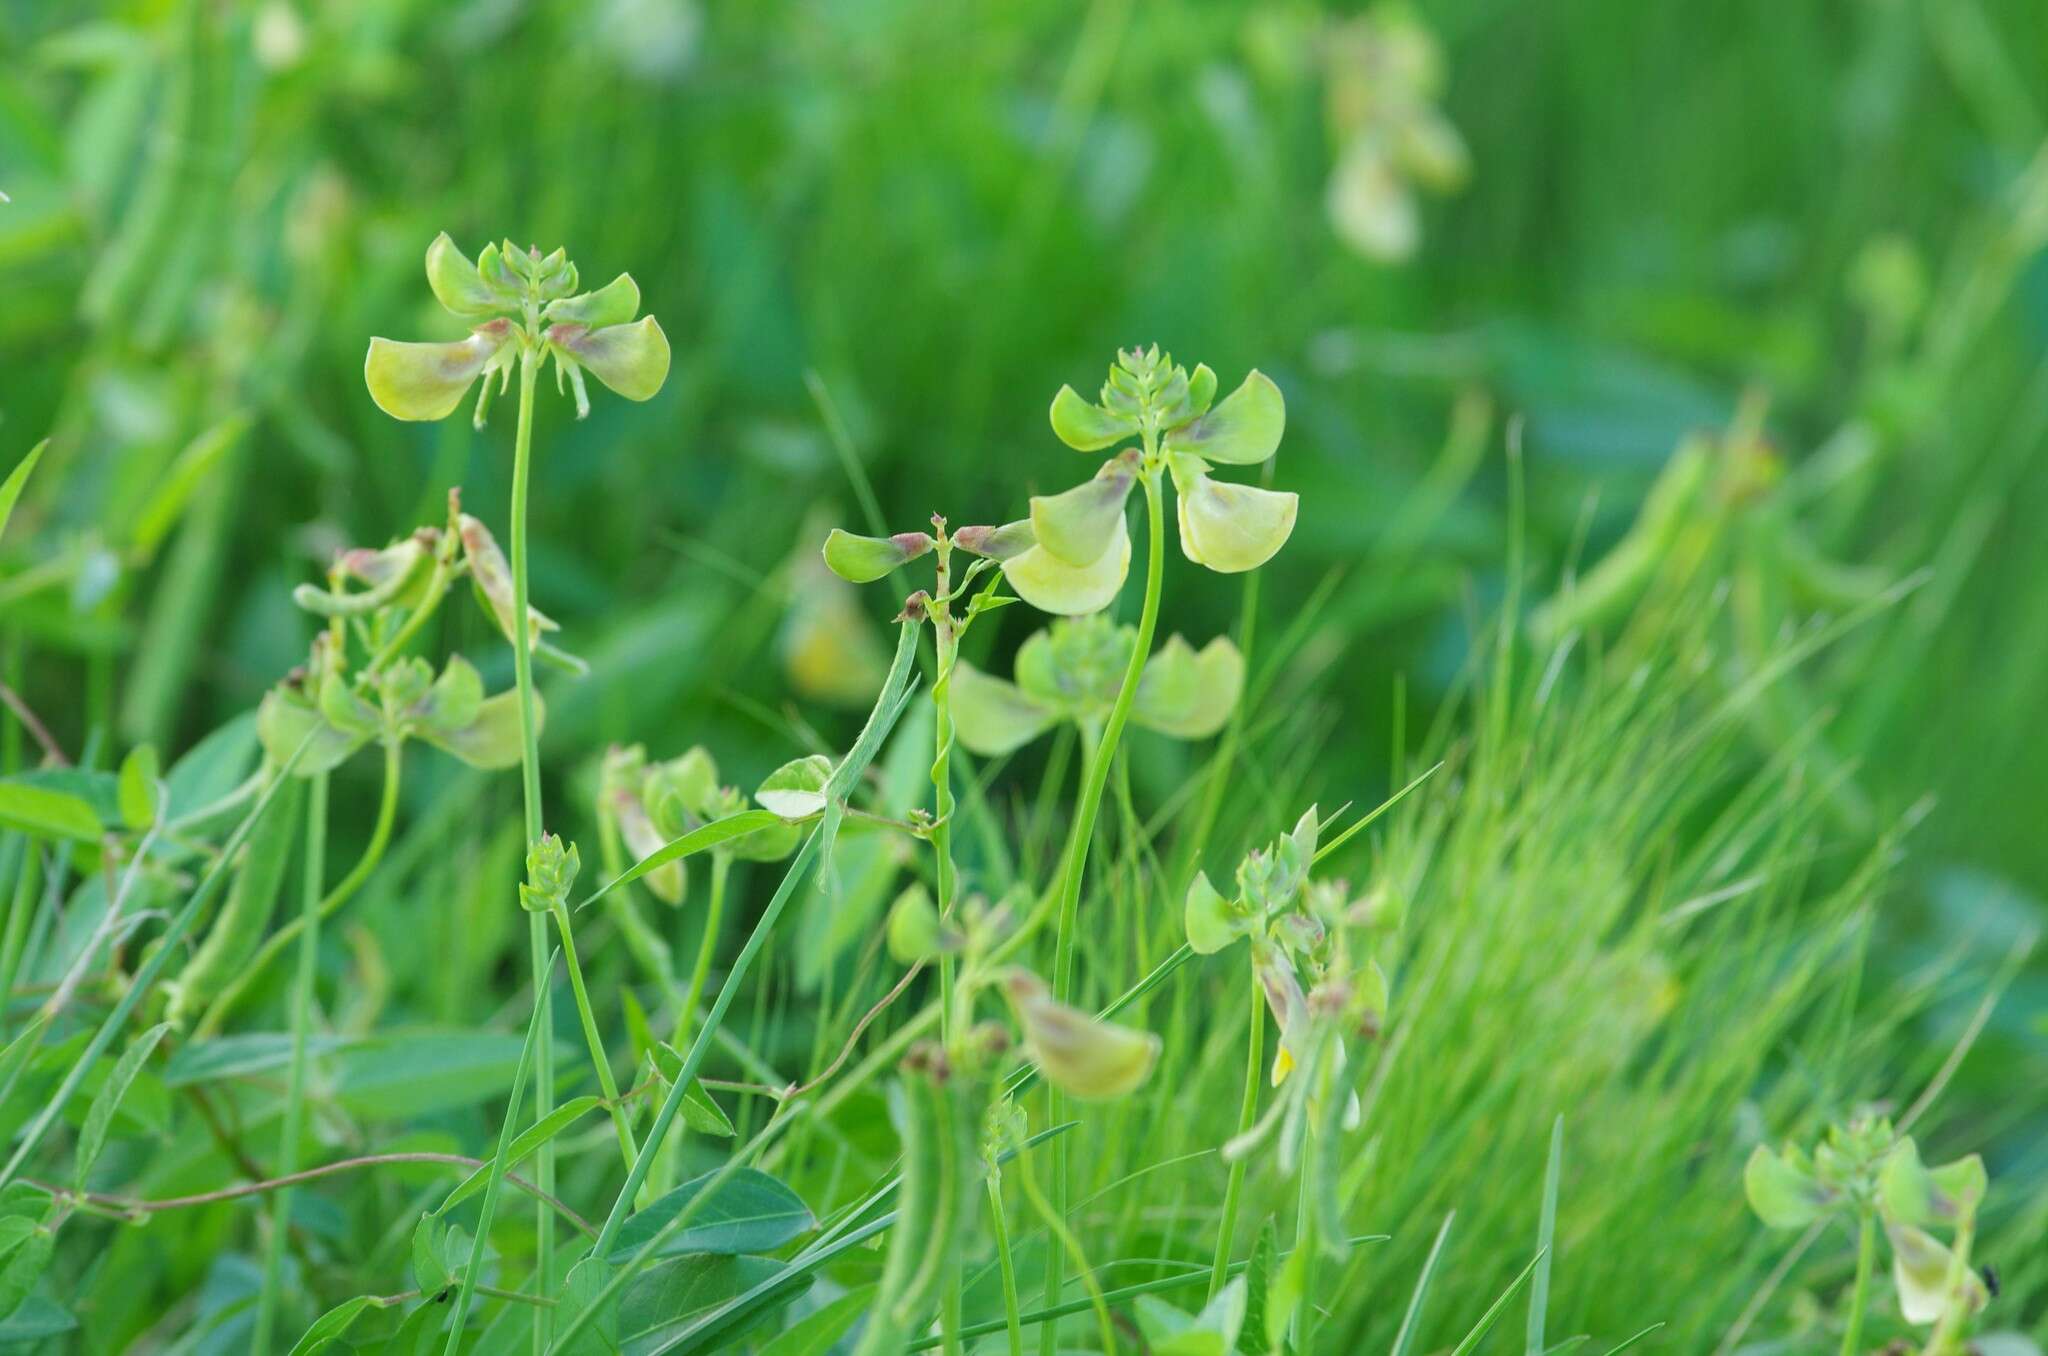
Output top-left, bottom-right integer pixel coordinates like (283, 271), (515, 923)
(0, 681), (68, 766)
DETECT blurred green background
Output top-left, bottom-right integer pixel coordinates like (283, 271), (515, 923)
(1, 0), (2045, 1332)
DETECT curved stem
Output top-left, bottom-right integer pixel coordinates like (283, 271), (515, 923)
(195, 739), (402, 1038)
(1208, 967), (1264, 1300)
(253, 771), (327, 1354)
(1040, 465), (1165, 1353)
(677, 852), (731, 1050)
(364, 558), (453, 675)
(509, 344), (556, 1346)
(1841, 1210), (1874, 1356)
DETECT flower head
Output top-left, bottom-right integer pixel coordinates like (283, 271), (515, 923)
(365, 234), (670, 428)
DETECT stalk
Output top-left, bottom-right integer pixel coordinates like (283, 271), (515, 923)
(195, 738), (403, 1038)
(677, 851), (731, 1049)
(1841, 1210), (1874, 1356)
(989, 1173), (1025, 1356)
(550, 896), (638, 1172)
(508, 344), (556, 1343)
(1040, 461), (1166, 1353)
(253, 771), (327, 1354)
(1208, 968), (1265, 1299)
(931, 535), (960, 1046)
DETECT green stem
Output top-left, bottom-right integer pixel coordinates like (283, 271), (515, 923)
(0, 837), (40, 1024)
(1040, 464), (1166, 1353)
(1293, 1147), (1319, 1356)
(509, 345), (555, 1346)
(1208, 968), (1264, 1300)
(678, 851), (730, 1049)
(931, 539), (966, 1356)
(252, 772), (327, 1355)
(364, 558), (453, 675)
(194, 739), (403, 1039)
(549, 899), (638, 1173)
(989, 1174), (1025, 1356)
(1841, 1210), (1874, 1356)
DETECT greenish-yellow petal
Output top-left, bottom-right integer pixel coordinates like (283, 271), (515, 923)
(950, 660), (1058, 757)
(425, 233), (504, 317)
(417, 687), (539, 772)
(1178, 474), (1297, 573)
(545, 272), (641, 329)
(1049, 384), (1137, 452)
(1029, 459), (1135, 567)
(1134, 635), (1243, 739)
(1004, 517), (1131, 615)
(1006, 971), (1161, 1100)
(822, 528), (934, 584)
(364, 326), (509, 422)
(552, 316), (671, 403)
(1165, 370), (1286, 465)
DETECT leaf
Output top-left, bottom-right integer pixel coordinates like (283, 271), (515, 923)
(753, 1284), (876, 1356)
(412, 1212), (455, 1294)
(556, 1257), (622, 1356)
(581, 810), (786, 911)
(641, 1051), (735, 1139)
(1389, 1212), (1455, 1356)
(129, 413), (251, 559)
(0, 1295), (73, 1343)
(286, 1294), (379, 1355)
(0, 781), (102, 843)
(162, 1032), (353, 1085)
(438, 1096), (606, 1215)
(331, 1030), (534, 1120)
(609, 1168), (814, 1264)
(1164, 370), (1285, 465)
(0, 1228), (53, 1324)
(620, 1255), (788, 1356)
(116, 744), (161, 829)
(74, 1022), (170, 1187)
(1527, 1116), (1563, 1355)
(0, 1016), (49, 1103)
(0, 441), (45, 546)
(755, 758), (832, 820)
(1446, 1248), (1547, 1356)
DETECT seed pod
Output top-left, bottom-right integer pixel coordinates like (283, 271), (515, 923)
(853, 1062), (984, 1356)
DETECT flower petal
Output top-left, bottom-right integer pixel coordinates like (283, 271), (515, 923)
(1178, 474), (1297, 573)
(1004, 517), (1131, 615)
(544, 272), (641, 328)
(256, 686), (369, 777)
(821, 528), (934, 584)
(417, 687), (539, 772)
(1328, 141), (1419, 262)
(1165, 370), (1285, 465)
(552, 316), (671, 402)
(1887, 1223), (1986, 1326)
(1743, 1144), (1834, 1229)
(426, 233), (506, 317)
(950, 660), (1058, 757)
(1029, 458), (1136, 567)
(1184, 870), (1250, 955)
(953, 520), (1037, 562)
(1134, 634), (1243, 738)
(1049, 384), (1138, 451)
(1006, 971), (1161, 1100)
(364, 325), (510, 422)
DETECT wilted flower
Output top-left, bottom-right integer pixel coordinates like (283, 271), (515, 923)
(365, 234), (670, 428)
(1002, 969), (1160, 1100)
(949, 613), (1243, 756)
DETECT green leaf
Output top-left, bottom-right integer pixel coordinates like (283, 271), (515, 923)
(438, 1096), (606, 1215)
(1389, 1212), (1455, 1356)
(556, 1257), (621, 1356)
(412, 1212), (454, 1293)
(0, 442), (47, 546)
(0, 1016), (49, 1102)
(753, 1284), (876, 1356)
(1048, 384), (1136, 451)
(73, 1022), (171, 1188)
(331, 1030), (534, 1120)
(1446, 1247), (1547, 1356)
(162, 1032), (353, 1086)
(0, 1295), (73, 1344)
(619, 1254), (788, 1355)
(0, 1227), (53, 1324)
(609, 1168), (814, 1263)
(287, 1294), (379, 1355)
(755, 758), (832, 820)
(1237, 1220), (1275, 1356)
(1165, 370), (1285, 465)
(678, 1079), (736, 1138)
(820, 528), (934, 584)
(117, 744), (161, 830)
(581, 810), (785, 911)
(948, 661), (1057, 757)
(1528, 1118), (1563, 1356)
(0, 781), (102, 843)
(129, 413), (251, 560)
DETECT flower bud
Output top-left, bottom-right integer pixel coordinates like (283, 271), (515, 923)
(886, 883), (949, 964)
(544, 273), (641, 329)
(425, 233), (505, 318)
(822, 528), (935, 584)
(519, 833), (582, 914)
(952, 520), (1037, 562)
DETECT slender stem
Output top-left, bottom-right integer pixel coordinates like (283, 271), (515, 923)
(194, 739), (402, 1039)
(678, 851), (731, 1048)
(364, 558), (452, 675)
(549, 899), (638, 1172)
(1040, 464), (1166, 1353)
(1293, 1144), (1319, 1355)
(930, 536), (967, 1356)
(1208, 967), (1264, 1300)
(254, 772), (327, 1354)
(1841, 1210), (1874, 1356)
(989, 1174), (1025, 1356)
(509, 344), (555, 1346)
(0, 837), (41, 1026)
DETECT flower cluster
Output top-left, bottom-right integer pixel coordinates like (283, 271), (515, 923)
(1321, 8), (1469, 263)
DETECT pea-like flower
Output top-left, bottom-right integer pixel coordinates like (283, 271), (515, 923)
(952, 346), (1295, 615)
(1001, 969), (1161, 1100)
(364, 234), (670, 428)
(948, 613), (1243, 756)
(1322, 10), (1469, 263)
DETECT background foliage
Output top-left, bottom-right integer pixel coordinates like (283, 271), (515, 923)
(0, 0), (2045, 1351)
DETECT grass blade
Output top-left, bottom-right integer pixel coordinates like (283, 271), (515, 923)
(1390, 1211), (1455, 1356)
(1526, 1115), (1564, 1354)
(1449, 1247), (1548, 1356)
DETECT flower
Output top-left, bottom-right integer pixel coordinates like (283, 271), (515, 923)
(948, 614), (1243, 756)
(1002, 969), (1161, 1100)
(365, 234), (670, 428)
